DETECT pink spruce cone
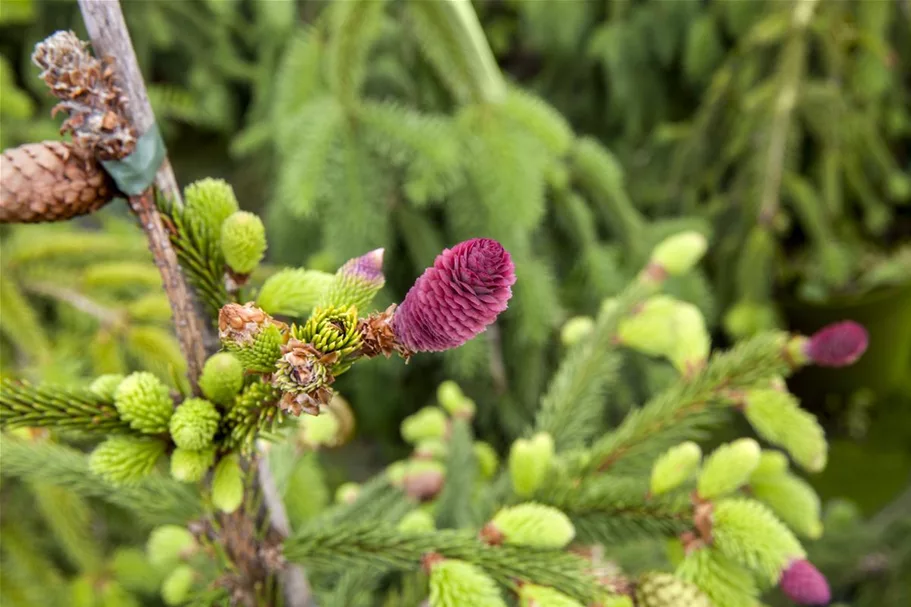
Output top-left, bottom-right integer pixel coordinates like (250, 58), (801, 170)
(392, 238), (515, 352)
(780, 559), (831, 605)
(805, 321), (868, 367)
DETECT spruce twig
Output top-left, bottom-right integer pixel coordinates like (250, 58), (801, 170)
(75, 0), (211, 391)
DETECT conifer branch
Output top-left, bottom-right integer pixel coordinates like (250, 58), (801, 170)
(589, 332), (792, 474)
(0, 437), (201, 525)
(0, 378), (131, 434)
(284, 524), (604, 603)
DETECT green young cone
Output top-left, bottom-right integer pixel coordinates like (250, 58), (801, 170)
(750, 473), (823, 539)
(397, 509), (436, 533)
(198, 352), (244, 406)
(89, 373), (125, 400)
(484, 503), (575, 549)
(473, 441), (499, 480)
(161, 565), (195, 606)
(221, 211), (267, 274)
(401, 406), (448, 444)
(696, 438), (761, 499)
(648, 231), (708, 277)
(147, 525), (196, 571)
(650, 441), (702, 496)
(427, 557), (507, 607)
(711, 498), (805, 584)
(318, 248), (385, 313)
(742, 389), (827, 472)
(518, 584), (585, 607)
(212, 453), (244, 513)
(114, 371), (174, 434)
(509, 432), (554, 497)
(89, 436), (166, 486)
(295, 305), (361, 363)
(676, 548), (759, 607)
(169, 398), (220, 450)
(560, 316), (595, 347)
(635, 572), (711, 607)
(169, 447), (215, 483)
(183, 178), (239, 242)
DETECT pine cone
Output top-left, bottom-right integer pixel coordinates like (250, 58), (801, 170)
(1, 141), (117, 223)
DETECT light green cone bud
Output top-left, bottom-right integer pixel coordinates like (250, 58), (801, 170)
(711, 498), (805, 584)
(617, 296), (678, 357)
(401, 407), (448, 444)
(319, 248), (385, 313)
(397, 509), (436, 533)
(90, 374), (125, 400)
(474, 441), (499, 480)
(234, 324), (284, 373)
(295, 305), (361, 362)
(212, 454), (244, 513)
(509, 432), (554, 497)
(486, 503), (575, 549)
(560, 316), (595, 347)
(742, 389), (827, 472)
(147, 525), (196, 571)
(428, 558), (507, 607)
(675, 547), (758, 607)
(667, 302), (711, 373)
(89, 437), (166, 486)
(298, 410), (341, 449)
(256, 268), (335, 317)
(649, 231), (708, 277)
(161, 565), (195, 606)
(111, 548), (161, 594)
(650, 441), (702, 496)
(114, 371), (174, 434)
(635, 572), (711, 607)
(198, 352), (244, 405)
(221, 211), (266, 274)
(518, 583), (585, 607)
(184, 178), (239, 241)
(415, 438), (449, 460)
(335, 482), (361, 504)
(750, 450), (790, 482)
(169, 398), (220, 450)
(750, 474), (823, 539)
(437, 380), (476, 418)
(170, 447), (215, 483)
(697, 438), (761, 499)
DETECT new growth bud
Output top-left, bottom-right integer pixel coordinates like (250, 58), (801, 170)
(560, 316), (594, 347)
(393, 238), (516, 353)
(169, 447), (215, 483)
(147, 525), (196, 570)
(198, 352), (244, 406)
(426, 557), (507, 607)
(161, 565), (195, 606)
(221, 210), (267, 274)
(397, 509), (436, 533)
(696, 438), (761, 500)
(89, 436), (166, 486)
(89, 373), (124, 400)
(509, 432), (554, 497)
(650, 441), (702, 496)
(319, 248), (386, 312)
(481, 503), (575, 549)
(401, 407), (448, 444)
(169, 398), (220, 450)
(114, 371), (174, 434)
(473, 441), (499, 480)
(437, 380), (476, 418)
(645, 231), (708, 280)
(741, 389), (827, 472)
(211, 453), (244, 513)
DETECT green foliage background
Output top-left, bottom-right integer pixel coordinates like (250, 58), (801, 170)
(1, 0), (910, 606)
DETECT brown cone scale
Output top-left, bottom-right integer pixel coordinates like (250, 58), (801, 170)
(1, 141), (117, 223)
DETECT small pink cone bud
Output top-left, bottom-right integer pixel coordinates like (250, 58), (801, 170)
(393, 238), (516, 352)
(344, 248), (385, 282)
(805, 321), (868, 367)
(780, 559), (831, 605)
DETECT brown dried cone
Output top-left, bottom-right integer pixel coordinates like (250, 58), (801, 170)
(32, 31), (135, 160)
(1, 141), (117, 223)
(357, 305), (413, 360)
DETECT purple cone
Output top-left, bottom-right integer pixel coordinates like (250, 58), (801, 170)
(805, 321), (868, 367)
(780, 559), (831, 605)
(393, 238), (515, 352)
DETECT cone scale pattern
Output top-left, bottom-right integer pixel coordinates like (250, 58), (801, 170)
(393, 238), (515, 352)
(1, 141), (117, 223)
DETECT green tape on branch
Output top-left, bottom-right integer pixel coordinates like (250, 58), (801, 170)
(100, 123), (166, 196)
